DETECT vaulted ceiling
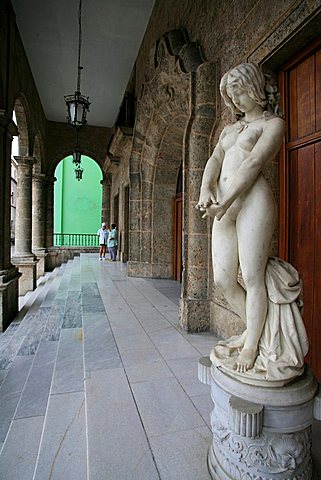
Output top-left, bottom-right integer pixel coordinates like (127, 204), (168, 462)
(11, 0), (155, 127)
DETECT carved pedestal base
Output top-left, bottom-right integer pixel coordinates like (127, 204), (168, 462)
(12, 256), (38, 296)
(199, 360), (317, 480)
(0, 266), (20, 332)
(33, 249), (47, 278)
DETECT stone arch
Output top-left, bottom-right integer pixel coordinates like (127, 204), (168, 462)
(13, 94), (31, 157)
(49, 148), (105, 179)
(128, 29), (217, 332)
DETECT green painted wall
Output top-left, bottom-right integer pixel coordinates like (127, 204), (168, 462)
(54, 156), (102, 237)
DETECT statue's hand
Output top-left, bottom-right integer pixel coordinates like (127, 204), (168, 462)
(196, 189), (216, 210)
(199, 202), (227, 221)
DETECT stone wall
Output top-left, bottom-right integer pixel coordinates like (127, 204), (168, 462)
(107, 127), (132, 262)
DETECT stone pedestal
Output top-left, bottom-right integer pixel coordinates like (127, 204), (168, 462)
(199, 358), (318, 480)
(0, 267), (21, 332)
(12, 256), (38, 296)
(33, 248), (47, 278)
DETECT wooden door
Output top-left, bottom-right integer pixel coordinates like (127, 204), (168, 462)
(173, 193), (182, 282)
(279, 36), (321, 379)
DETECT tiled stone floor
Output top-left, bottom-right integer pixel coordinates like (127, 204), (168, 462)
(0, 253), (320, 479)
(0, 254), (215, 479)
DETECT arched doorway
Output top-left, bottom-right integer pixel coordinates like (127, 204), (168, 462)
(54, 155), (103, 246)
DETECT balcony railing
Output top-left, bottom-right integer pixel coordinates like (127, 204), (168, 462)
(54, 233), (99, 247)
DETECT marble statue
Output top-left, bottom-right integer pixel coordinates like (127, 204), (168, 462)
(197, 63), (309, 386)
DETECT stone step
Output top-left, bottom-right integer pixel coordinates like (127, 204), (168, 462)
(0, 266), (64, 377)
(0, 257), (83, 479)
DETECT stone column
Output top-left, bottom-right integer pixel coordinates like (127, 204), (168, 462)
(0, 111), (21, 331)
(180, 62), (216, 332)
(44, 176), (57, 271)
(11, 155), (38, 295)
(32, 173), (47, 277)
(100, 174), (112, 225)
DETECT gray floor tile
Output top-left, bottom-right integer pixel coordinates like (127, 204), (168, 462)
(0, 415), (44, 480)
(85, 368), (159, 480)
(34, 392), (87, 480)
(51, 328), (84, 394)
(84, 320), (121, 373)
(115, 331), (154, 353)
(0, 356), (33, 440)
(190, 394), (213, 429)
(149, 329), (199, 360)
(131, 377), (206, 437)
(126, 358), (174, 384)
(121, 346), (162, 369)
(150, 426), (212, 480)
(15, 342), (58, 419)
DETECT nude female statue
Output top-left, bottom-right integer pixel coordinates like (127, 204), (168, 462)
(197, 63), (285, 374)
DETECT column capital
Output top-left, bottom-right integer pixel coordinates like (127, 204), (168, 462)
(13, 156), (35, 167)
(32, 173), (47, 183)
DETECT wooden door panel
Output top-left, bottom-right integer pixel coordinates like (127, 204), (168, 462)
(296, 56), (315, 139)
(288, 145), (315, 366)
(280, 37), (321, 379)
(289, 69), (298, 141)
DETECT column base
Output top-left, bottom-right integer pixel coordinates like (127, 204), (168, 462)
(201, 360), (318, 480)
(12, 256), (38, 296)
(179, 297), (210, 332)
(33, 249), (48, 278)
(44, 249), (58, 272)
(0, 266), (21, 332)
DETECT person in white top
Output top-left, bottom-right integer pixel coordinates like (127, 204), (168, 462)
(97, 222), (109, 260)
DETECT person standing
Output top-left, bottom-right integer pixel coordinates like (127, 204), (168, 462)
(97, 222), (109, 260)
(108, 223), (118, 261)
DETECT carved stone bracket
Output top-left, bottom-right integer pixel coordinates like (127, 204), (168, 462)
(198, 356), (212, 385)
(229, 396), (263, 438)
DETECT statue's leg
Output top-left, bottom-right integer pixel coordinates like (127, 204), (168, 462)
(212, 217), (246, 324)
(235, 203), (274, 372)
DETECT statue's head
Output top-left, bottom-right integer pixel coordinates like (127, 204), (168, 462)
(220, 63), (267, 118)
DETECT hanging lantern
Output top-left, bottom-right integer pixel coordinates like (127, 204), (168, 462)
(64, 0), (90, 128)
(75, 164), (84, 181)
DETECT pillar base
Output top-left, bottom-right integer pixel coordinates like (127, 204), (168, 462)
(12, 256), (38, 296)
(179, 297), (210, 332)
(33, 249), (47, 278)
(0, 266), (21, 332)
(44, 249), (58, 272)
(200, 359), (318, 480)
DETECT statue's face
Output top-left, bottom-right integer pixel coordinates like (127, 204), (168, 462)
(226, 76), (257, 113)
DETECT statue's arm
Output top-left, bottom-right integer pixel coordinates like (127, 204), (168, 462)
(217, 117), (284, 218)
(197, 133), (225, 208)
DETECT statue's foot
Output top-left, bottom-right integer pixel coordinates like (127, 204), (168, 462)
(233, 348), (257, 373)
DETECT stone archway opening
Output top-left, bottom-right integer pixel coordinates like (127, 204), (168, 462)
(53, 155), (103, 247)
